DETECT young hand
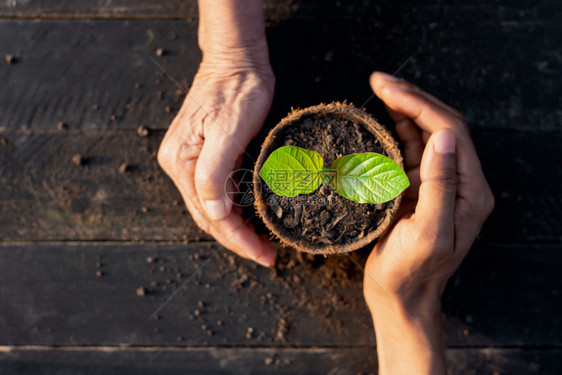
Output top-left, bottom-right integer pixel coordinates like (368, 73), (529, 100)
(363, 72), (494, 374)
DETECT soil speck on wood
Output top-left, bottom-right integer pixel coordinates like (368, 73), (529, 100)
(5, 54), (15, 64)
(72, 154), (84, 166)
(137, 125), (150, 137)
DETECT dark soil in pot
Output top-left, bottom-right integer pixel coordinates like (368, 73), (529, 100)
(253, 102), (404, 255)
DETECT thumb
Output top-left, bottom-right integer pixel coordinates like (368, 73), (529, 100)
(195, 134), (243, 220)
(415, 129), (457, 234)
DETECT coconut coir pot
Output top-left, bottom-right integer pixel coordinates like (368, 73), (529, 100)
(253, 102), (404, 255)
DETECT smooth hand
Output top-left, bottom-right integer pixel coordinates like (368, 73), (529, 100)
(364, 72), (494, 374)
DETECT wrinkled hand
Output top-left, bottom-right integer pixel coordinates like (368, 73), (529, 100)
(364, 72), (495, 316)
(158, 61), (276, 267)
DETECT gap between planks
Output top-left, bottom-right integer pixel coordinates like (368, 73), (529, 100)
(2, 345), (561, 352)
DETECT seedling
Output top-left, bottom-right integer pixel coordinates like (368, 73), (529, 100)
(259, 145), (409, 204)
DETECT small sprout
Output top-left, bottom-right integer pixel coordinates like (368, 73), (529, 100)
(259, 146), (409, 204)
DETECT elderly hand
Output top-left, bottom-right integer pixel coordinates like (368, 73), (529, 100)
(157, 56), (276, 267)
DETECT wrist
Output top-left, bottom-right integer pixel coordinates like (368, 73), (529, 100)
(365, 280), (443, 319)
(372, 305), (446, 375)
(200, 39), (272, 73)
(198, 0), (270, 70)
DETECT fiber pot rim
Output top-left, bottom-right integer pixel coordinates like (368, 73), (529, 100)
(253, 102), (404, 255)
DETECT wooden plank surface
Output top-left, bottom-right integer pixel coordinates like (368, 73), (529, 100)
(0, 243), (559, 346)
(0, 347), (559, 375)
(1, 130), (559, 242)
(0, 17), (560, 132)
(1, 0), (560, 21)
(0, 130), (210, 242)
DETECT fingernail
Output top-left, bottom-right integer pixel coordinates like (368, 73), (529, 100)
(254, 242), (276, 267)
(375, 71), (400, 83)
(255, 252), (275, 267)
(204, 198), (230, 220)
(433, 130), (456, 154)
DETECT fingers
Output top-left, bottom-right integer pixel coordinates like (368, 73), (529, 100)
(415, 129), (457, 242)
(389, 107), (424, 169)
(174, 168), (276, 267)
(210, 214), (276, 267)
(159, 134), (275, 267)
(371, 72), (465, 133)
(194, 133), (244, 220)
(370, 72), (488, 202)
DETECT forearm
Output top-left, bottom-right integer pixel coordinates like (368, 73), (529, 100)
(371, 303), (446, 375)
(198, 0), (270, 67)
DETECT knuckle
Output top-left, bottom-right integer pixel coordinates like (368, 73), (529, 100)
(157, 142), (173, 172)
(393, 79), (418, 92)
(195, 170), (219, 188)
(434, 170), (457, 195)
(193, 215), (212, 234)
(483, 188), (495, 217)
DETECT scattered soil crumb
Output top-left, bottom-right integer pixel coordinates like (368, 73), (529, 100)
(119, 163), (130, 174)
(246, 327), (254, 339)
(5, 54), (15, 64)
(275, 318), (289, 342)
(174, 89), (185, 99)
(92, 104), (99, 110)
(165, 105), (173, 113)
(156, 48), (166, 56)
(141, 206), (148, 213)
(264, 357), (274, 366)
(146, 256), (155, 263)
(136, 287), (146, 297)
(134, 82), (143, 89)
(0, 135), (10, 147)
(176, 336), (183, 342)
(57, 121), (68, 131)
(95, 271), (103, 277)
(72, 154), (84, 166)
(137, 125), (150, 137)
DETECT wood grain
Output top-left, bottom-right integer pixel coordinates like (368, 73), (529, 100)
(1, 0), (559, 21)
(0, 242), (559, 346)
(0, 1), (560, 373)
(1, 130), (559, 242)
(0, 17), (560, 132)
(0, 130), (210, 242)
(0, 347), (559, 375)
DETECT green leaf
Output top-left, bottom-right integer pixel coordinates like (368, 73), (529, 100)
(329, 153), (410, 204)
(259, 146), (324, 197)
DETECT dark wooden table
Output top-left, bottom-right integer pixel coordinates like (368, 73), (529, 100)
(1, 1), (560, 374)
